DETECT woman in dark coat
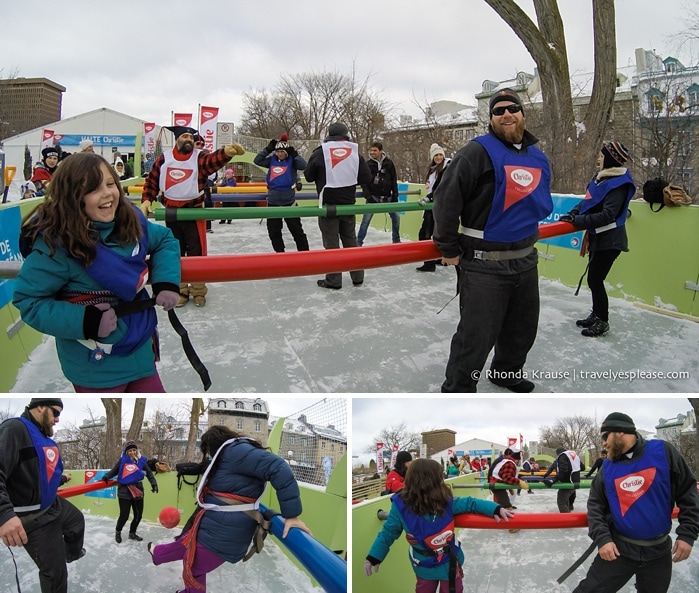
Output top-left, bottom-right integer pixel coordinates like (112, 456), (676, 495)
(149, 426), (311, 593)
(561, 141), (636, 337)
(102, 440), (158, 543)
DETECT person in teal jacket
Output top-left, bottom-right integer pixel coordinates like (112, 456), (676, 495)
(365, 458), (514, 593)
(13, 152), (181, 392)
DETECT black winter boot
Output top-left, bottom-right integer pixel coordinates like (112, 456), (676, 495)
(576, 312), (598, 328)
(416, 261), (436, 272)
(115, 531), (122, 543)
(129, 532), (143, 541)
(581, 319), (609, 337)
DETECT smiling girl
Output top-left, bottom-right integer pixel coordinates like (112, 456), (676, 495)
(13, 153), (181, 392)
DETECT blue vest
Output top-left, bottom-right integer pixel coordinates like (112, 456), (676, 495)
(392, 494), (461, 568)
(579, 171), (635, 234)
(266, 156), (295, 192)
(118, 453), (148, 485)
(85, 212), (157, 356)
(473, 134), (553, 242)
(18, 417), (63, 511)
(603, 440), (672, 540)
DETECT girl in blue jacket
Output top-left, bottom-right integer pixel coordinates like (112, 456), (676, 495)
(149, 425), (312, 593)
(13, 152), (181, 392)
(366, 458), (514, 593)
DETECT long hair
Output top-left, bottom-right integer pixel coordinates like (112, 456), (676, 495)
(398, 458), (453, 516)
(199, 425), (263, 459)
(21, 152), (142, 266)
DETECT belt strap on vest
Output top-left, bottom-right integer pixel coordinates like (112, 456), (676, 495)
(557, 540), (596, 584)
(113, 298), (211, 391)
(213, 494), (280, 561)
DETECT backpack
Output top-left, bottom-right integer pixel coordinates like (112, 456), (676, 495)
(662, 184), (693, 207)
(642, 177), (668, 211)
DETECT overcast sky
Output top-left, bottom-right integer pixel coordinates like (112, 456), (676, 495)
(352, 396), (695, 458)
(2, 1), (695, 130)
(0, 396), (327, 429)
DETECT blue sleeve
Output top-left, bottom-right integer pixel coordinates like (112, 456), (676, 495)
(253, 151), (271, 168)
(293, 154), (308, 170)
(146, 221), (181, 287)
(367, 502), (404, 562)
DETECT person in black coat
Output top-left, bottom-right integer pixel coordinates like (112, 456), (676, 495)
(102, 440), (158, 543)
(584, 449), (607, 478)
(560, 141), (636, 337)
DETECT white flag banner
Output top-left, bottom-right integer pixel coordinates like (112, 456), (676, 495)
(40, 129), (55, 150)
(143, 123), (156, 156)
(376, 442), (385, 473)
(390, 444), (398, 469)
(199, 106), (219, 151)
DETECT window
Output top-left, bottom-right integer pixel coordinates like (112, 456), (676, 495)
(321, 441), (326, 449)
(237, 419), (243, 430)
(253, 403), (262, 411)
(331, 443), (335, 451)
(340, 445), (344, 453)
(647, 89), (664, 113)
(289, 435), (296, 445)
(254, 421), (261, 432)
(301, 437), (308, 447)
(453, 129), (464, 141)
(235, 402), (244, 410)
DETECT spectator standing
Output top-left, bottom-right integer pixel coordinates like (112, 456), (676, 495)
(432, 88), (553, 392)
(304, 122), (371, 289)
(356, 141), (400, 246)
(417, 143), (451, 272)
(584, 450), (607, 478)
(30, 147), (59, 196)
(78, 139), (94, 153)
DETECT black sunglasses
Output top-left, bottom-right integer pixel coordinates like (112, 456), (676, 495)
(47, 406), (61, 418)
(601, 431), (610, 442)
(491, 104), (523, 116)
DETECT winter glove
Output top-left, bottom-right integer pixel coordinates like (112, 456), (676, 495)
(519, 480), (529, 490)
(95, 303), (117, 338)
(543, 479), (554, 488)
(266, 139), (277, 153)
(151, 484), (158, 494)
(287, 146), (298, 159)
(364, 560), (380, 577)
(418, 197), (428, 206)
(155, 290), (179, 311)
(140, 200), (152, 217)
(295, 181), (303, 192)
(224, 143), (246, 157)
(559, 214), (575, 223)
(102, 476), (110, 484)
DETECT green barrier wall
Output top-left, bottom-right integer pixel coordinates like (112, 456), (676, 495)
(2, 191), (697, 391)
(352, 473), (487, 593)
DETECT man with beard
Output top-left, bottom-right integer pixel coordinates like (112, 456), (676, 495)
(0, 399), (85, 593)
(432, 88), (553, 392)
(572, 412), (698, 593)
(141, 126), (245, 307)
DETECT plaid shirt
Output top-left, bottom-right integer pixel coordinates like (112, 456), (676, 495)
(490, 455), (520, 486)
(142, 147), (231, 207)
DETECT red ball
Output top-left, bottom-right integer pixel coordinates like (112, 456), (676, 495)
(158, 506), (181, 529)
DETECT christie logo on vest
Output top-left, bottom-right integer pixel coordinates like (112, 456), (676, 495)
(429, 531), (453, 547)
(620, 475), (646, 492)
(509, 168), (535, 187)
(168, 169), (187, 181)
(46, 449), (57, 463)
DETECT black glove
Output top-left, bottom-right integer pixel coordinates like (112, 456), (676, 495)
(543, 479), (554, 488)
(151, 484), (158, 493)
(559, 214), (575, 223)
(295, 181), (303, 192)
(287, 146), (298, 159)
(102, 476), (110, 484)
(266, 139), (277, 153)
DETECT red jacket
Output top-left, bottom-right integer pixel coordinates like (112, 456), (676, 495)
(384, 470), (406, 493)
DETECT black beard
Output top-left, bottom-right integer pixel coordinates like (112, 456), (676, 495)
(179, 142), (194, 154)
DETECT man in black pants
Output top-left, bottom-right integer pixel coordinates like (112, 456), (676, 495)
(572, 412), (698, 593)
(0, 398), (85, 593)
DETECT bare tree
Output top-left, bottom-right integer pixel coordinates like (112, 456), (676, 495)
(240, 66), (390, 155)
(183, 398), (206, 462)
(363, 422), (422, 456)
(125, 398), (147, 442)
(100, 398), (122, 467)
(539, 414), (598, 454)
(482, 0), (618, 192)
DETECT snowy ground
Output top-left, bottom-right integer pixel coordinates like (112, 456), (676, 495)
(10, 215), (699, 393)
(450, 488), (697, 592)
(0, 513), (321, 593)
